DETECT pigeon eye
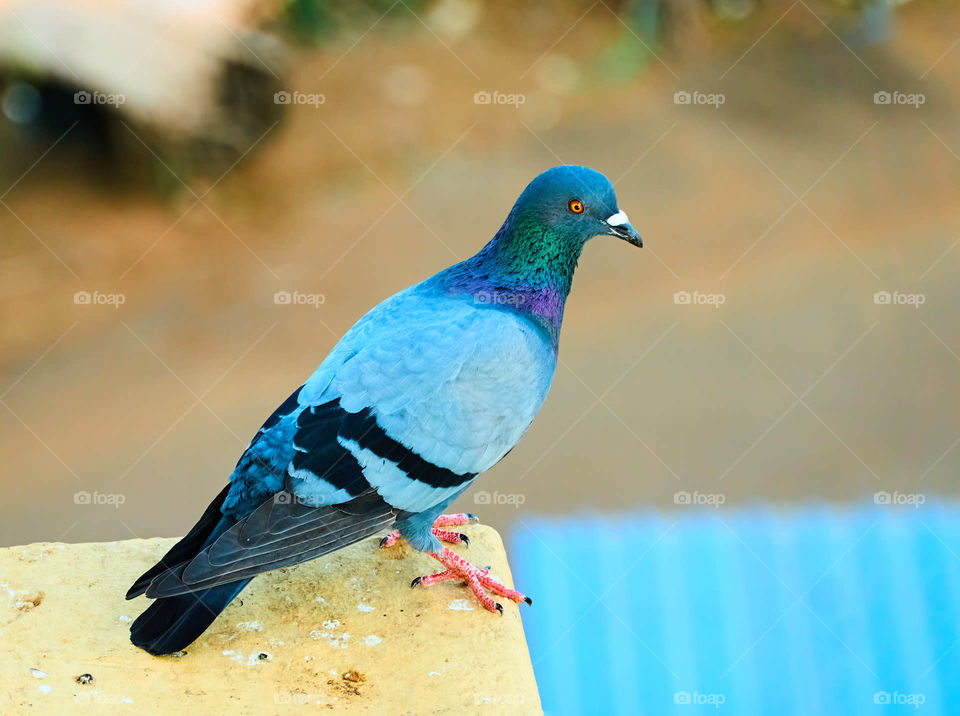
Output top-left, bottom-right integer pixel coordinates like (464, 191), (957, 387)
(568, 199), (584, 214)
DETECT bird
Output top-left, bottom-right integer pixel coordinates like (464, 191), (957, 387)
(127, 165), (643, 655)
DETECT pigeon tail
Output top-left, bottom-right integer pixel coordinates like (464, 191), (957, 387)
(129, 578), (251, 655)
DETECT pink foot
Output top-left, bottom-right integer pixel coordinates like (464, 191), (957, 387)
(379, 513), (478, 549)
(412, 547), (532, 614)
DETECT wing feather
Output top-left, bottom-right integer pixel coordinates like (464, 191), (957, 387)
(144, 489), (396, 598)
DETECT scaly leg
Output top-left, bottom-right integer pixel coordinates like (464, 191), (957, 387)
(412, 547), (532, 614)
(379, 513), (478, 549)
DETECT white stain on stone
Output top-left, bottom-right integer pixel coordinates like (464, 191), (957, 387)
(222, 649), (272, 665)
(448, 599), (474, 611)
(361, 634), (382, 647)
(428, 671), (441, 677)
(315, 596), (326, 604)
(117, 615), (132, 623)
(37, 684), (52, 695)
(30, 668), (47, 678)
(237, 620), (262, 631)
(310, 628), (351, 649)
(357, 603), (375, 613)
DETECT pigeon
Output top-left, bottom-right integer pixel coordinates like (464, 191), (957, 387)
(127, 165), (642, 655)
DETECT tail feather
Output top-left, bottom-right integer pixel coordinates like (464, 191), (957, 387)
(127, 483), (244, 654)
(126, 484), (232, 599)
(129, 578), (251, 655)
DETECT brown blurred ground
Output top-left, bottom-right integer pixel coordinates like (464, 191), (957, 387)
(1, 2), (958, 546)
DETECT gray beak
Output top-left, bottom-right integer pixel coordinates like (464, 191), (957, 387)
(606, 210), (643, 247)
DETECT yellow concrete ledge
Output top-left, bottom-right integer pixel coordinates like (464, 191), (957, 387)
(1, 526), (540, 714)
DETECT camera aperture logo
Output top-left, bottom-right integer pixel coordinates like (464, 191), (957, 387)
(74, 290), (125, 308)
(874, 691), (925, 708)
(274, 290), (326, 308)
(473, 90), (525, 108)
(473, 490), (525, 508)
(674, 691), (726, 708)
(274, 90), (325, 108)
(275, 692), (323, 705)
(474, 290), (526, 307)
(873, 290), (925, 308)
(874, 491), (925, 509)
(74, 90), (125, 107)
(873, 91), (925, 109)
(674, 491), (726, 508)
(273, 492), (328, 507)
(674, 90), (725, 108)
(74, 491), (126, 509)
(674, 290), (726, 308)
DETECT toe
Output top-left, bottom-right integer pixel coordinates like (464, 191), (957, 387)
(495, 603), (503, 615)
(410, 576), (423, 588)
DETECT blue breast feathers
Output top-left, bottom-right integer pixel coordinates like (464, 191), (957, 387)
(226, 285), (557, 516)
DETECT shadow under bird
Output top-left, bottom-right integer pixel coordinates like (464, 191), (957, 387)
(127, 165), (643, 655)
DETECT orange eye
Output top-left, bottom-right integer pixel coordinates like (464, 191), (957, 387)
(568, 199), (584, 214)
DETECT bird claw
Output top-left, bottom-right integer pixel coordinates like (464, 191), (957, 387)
(412, 548), (531, 614)
(381, 514), (478, 550)
(433, 513), (479, 527)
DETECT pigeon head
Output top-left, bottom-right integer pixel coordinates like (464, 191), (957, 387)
(438, 165), (641, 345)
(507, 165), (642, 250)
(474, 165), (642, 292)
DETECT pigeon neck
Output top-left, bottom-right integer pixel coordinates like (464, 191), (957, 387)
(440, 218), (584, 346)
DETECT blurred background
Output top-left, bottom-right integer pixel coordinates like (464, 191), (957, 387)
(1, 0), (958, 712)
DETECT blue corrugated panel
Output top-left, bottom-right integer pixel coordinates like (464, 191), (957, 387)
(511, 503), (960, 715)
